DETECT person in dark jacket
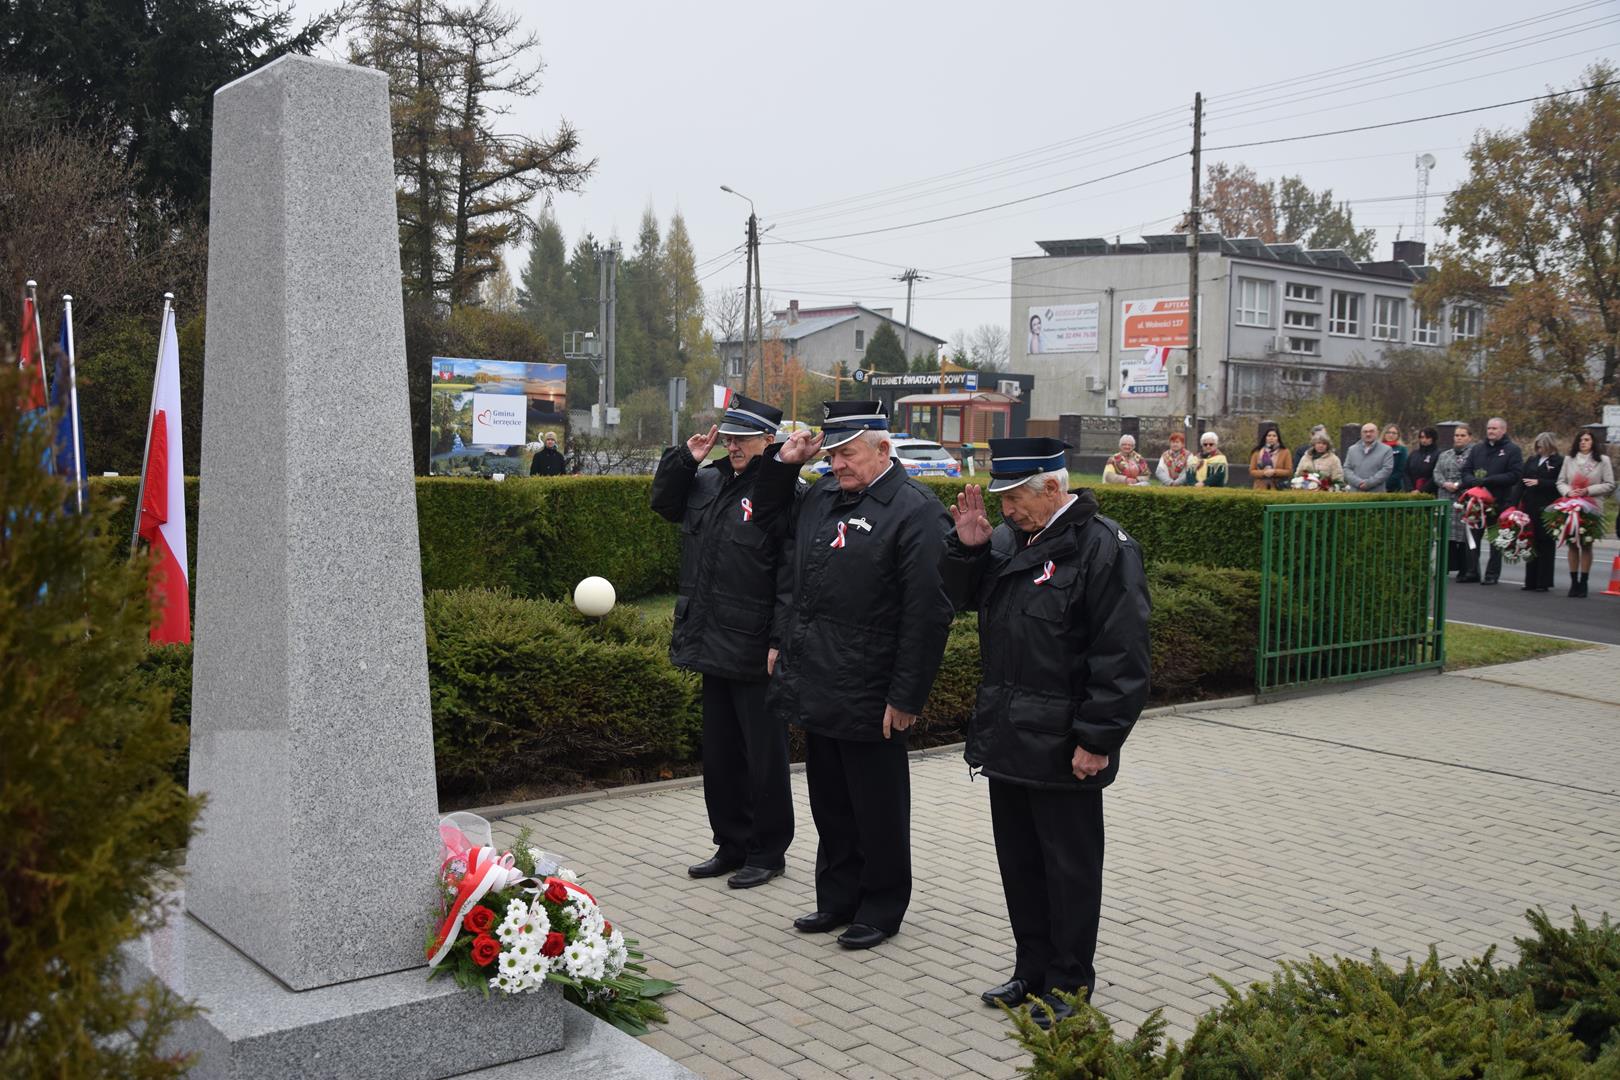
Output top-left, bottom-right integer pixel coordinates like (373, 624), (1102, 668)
(1405, 428), (1440, 494)
(650, 395), (796, 889)
(940, 438), (1151, 1029)
(1382, 425), (1409, 492)
(1468, 417), (1524, 584)
(1517, 431), (1563, 592)
(529, 432), (567, 476)
(752, 401), (954, 950)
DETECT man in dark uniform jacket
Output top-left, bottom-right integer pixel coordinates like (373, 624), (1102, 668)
(1464, 416), (1524, 584)
(650, 394), (795, 889)
(752, 401), (954, 949)
(940, 438), (1151, 1027)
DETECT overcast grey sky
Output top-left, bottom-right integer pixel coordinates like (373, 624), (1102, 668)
(316, 0), (1615, 350)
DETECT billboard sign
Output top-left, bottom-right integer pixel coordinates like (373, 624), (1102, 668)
(1120, 297), (1199, 350)
(1121, 346), (1170, 399)
(429, 357), (568, 476)
(1025, 302), (1099, 354)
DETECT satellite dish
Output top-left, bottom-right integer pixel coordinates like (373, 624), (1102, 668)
(1418, 153), (1437, 170)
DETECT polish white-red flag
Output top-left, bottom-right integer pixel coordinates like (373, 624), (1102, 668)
(138, 306), (190, 644)
(713, 384), (735, 409)
(17, 293), (48, 413)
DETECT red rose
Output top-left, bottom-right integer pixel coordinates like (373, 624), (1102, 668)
(541, 931), (566, 958)
(544, 881), (569, 904)
(470, 933), (501, 967)
(464, 905), (495, 934)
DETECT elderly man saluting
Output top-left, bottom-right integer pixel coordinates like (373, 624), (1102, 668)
(940, 437), (1151, 1028)
(650, 393), (796, 890)
(751, 401), (954, 950)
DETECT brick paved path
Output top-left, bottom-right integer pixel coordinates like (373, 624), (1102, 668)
(491, 647), (1620, 1080)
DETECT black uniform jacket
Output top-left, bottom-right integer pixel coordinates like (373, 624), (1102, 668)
(750, 449), (954, 741)
(650, 446), (794, 683)
(1465, 438), (1524, 508)
(939, 491), (1151, 790)
(1518, 453), (1563, 513)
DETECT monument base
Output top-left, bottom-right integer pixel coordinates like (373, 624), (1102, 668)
(124, 892), (567, 1079)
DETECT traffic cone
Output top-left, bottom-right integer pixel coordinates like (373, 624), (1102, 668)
(1603, 553), (1620, 597)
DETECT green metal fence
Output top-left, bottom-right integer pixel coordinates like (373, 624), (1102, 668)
(1257, 499), (1449, 695)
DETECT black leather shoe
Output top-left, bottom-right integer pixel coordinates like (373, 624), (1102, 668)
(687, 854), (745, 879)
(980, 977), (1035, 1007)
(792, 910), (853, 933)
(1481, 577), (1499, 585)
(836, 923), (891, 950)
(1456, 573), (1480, 583)
(1029, 990), (1084, 1030)
(727, 865), (783, 889)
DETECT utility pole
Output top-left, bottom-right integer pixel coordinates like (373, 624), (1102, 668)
(1185, 91), (1203, 432)
(606, 241), (619, 417)
(749, 215), (765, 399)
(895, 268), (927, 359)
(597, 247), (609, 433)
(740, 227), (754, 396)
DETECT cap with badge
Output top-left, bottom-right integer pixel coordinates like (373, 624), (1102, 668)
(716, 393), (783, 437)
(819, 400), (889, 449)
(986, 437), (1072, 493)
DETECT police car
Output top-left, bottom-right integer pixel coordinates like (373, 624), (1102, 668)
(803, 434), (962, 479)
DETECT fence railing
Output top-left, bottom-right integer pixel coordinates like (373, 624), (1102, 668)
(1256, 499), (1449, 695)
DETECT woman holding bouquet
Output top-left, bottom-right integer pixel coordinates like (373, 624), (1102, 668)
(1293, 432), (1344, 491)
(1517, 432), (1563, 592)
(1555, 430), (1614, 597)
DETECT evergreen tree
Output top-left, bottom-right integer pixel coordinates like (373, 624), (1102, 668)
(663, 212), (705, 368)
(865, 322), (908, 373)
(616, 207), (670, 393)
(0, 361), (201, 1077)
(517, 208), (571, 353)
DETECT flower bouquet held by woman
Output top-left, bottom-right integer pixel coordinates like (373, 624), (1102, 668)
(1543, 494), (1605, 551)
(1488, 506), (1536, 564)
(426, 812), (675, 1034)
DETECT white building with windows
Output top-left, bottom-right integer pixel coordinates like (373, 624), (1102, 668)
(1009, 234), (1482, 419)
(716, 300), (947, 384)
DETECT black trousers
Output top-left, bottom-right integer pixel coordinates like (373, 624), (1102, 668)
(1525, 505), (1557, 589)
(1467, 527), (1503, 580)
(989, 779), (1105, 998)
(701, 675), (793, 869)
(805, 732), (911, 933)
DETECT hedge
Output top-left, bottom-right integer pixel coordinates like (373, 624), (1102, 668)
(1009, 907), (1620, 1077)
(91, 474), (1415, 605)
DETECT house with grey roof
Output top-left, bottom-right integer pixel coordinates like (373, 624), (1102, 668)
(1009, 235), (1484, 420)
(717, 300), (948, 385)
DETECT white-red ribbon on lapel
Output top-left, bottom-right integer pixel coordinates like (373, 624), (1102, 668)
(1033, 560), (1055, 584)
(830, 521), (847, 548)
(740, 497), (753, 522)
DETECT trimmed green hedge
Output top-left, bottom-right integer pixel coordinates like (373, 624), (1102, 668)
(1010, 907), (1620, 1077)
(90, 475), (1414, 605)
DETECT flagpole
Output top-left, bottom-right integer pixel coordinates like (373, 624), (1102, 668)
(63, 294), (85, 515)
(26, 279), (55, 475)
(130, 292), (175, 557)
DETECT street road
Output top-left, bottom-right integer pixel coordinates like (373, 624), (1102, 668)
(1445, 537), (1620, 645)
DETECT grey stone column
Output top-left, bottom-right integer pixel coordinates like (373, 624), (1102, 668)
(187, 54), (440, 991)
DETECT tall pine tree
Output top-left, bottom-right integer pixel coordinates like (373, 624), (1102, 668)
(518, 207), (572, 355)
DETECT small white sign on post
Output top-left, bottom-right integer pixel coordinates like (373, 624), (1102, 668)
(469, 392), (526, 445)
(1603, 404), (1620, 444)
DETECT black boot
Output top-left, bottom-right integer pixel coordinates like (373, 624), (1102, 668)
(1575, 573), (1589, 598)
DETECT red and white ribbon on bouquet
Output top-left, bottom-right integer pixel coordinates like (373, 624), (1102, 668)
(1460, 486), (1494, 549)
(427, 817), (527, 969)
(1548, 495), (1601, 549)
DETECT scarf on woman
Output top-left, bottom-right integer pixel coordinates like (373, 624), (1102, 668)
(1109, 451), (1146, 480)
(1161, 447), (1189, 482)
(1257, 447), (1276, 470)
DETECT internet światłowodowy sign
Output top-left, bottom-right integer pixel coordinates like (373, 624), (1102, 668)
(1025, 303), (1099, 354)
(470, 393), (525, 444)
(1121, 346), (1170, 399)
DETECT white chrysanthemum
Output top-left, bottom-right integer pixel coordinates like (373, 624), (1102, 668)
(525, 954), (550, 981)
(525, 905), (551, 938)
(562, 942), (594, 978)
(491, 972), (516, 994)
(498, 952), (523, 975)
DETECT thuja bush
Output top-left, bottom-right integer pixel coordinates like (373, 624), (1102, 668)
(1007, 907), (1620, 1078)
(0, 365), (201, 1078)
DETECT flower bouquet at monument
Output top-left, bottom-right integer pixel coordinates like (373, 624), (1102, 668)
(1543, 495), (1604, 550)
(426, 813), (674, 1034)
(1290, 472), (1345, 492)
(1487, 506), (1536, 563)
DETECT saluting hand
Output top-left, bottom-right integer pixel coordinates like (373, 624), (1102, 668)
(951, 484), (992, 547)
(778, 428), (825, 465)
(686, 425), (719, 460)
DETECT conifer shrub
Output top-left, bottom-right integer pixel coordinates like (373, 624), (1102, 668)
(424, 587), (700, 794)
(1006, 907), (1620, 1078)
(0, 365), (201, 1078)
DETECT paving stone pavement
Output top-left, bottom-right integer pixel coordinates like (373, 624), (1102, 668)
(492, 646), (1620, 1080)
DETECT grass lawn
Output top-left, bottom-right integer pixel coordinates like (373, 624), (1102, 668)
(1443, 622), (1591, 671)
(628, 592), (678, 622)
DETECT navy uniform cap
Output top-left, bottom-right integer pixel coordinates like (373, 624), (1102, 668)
(716, 393), (783, 437)
(986, 437), (1071, 493)
(820, 400), (889, 449)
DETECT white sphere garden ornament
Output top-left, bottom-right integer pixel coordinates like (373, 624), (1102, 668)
(573, 576), (616, 617)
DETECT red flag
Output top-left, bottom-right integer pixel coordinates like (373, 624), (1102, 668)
(17, 295), (48, 412)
